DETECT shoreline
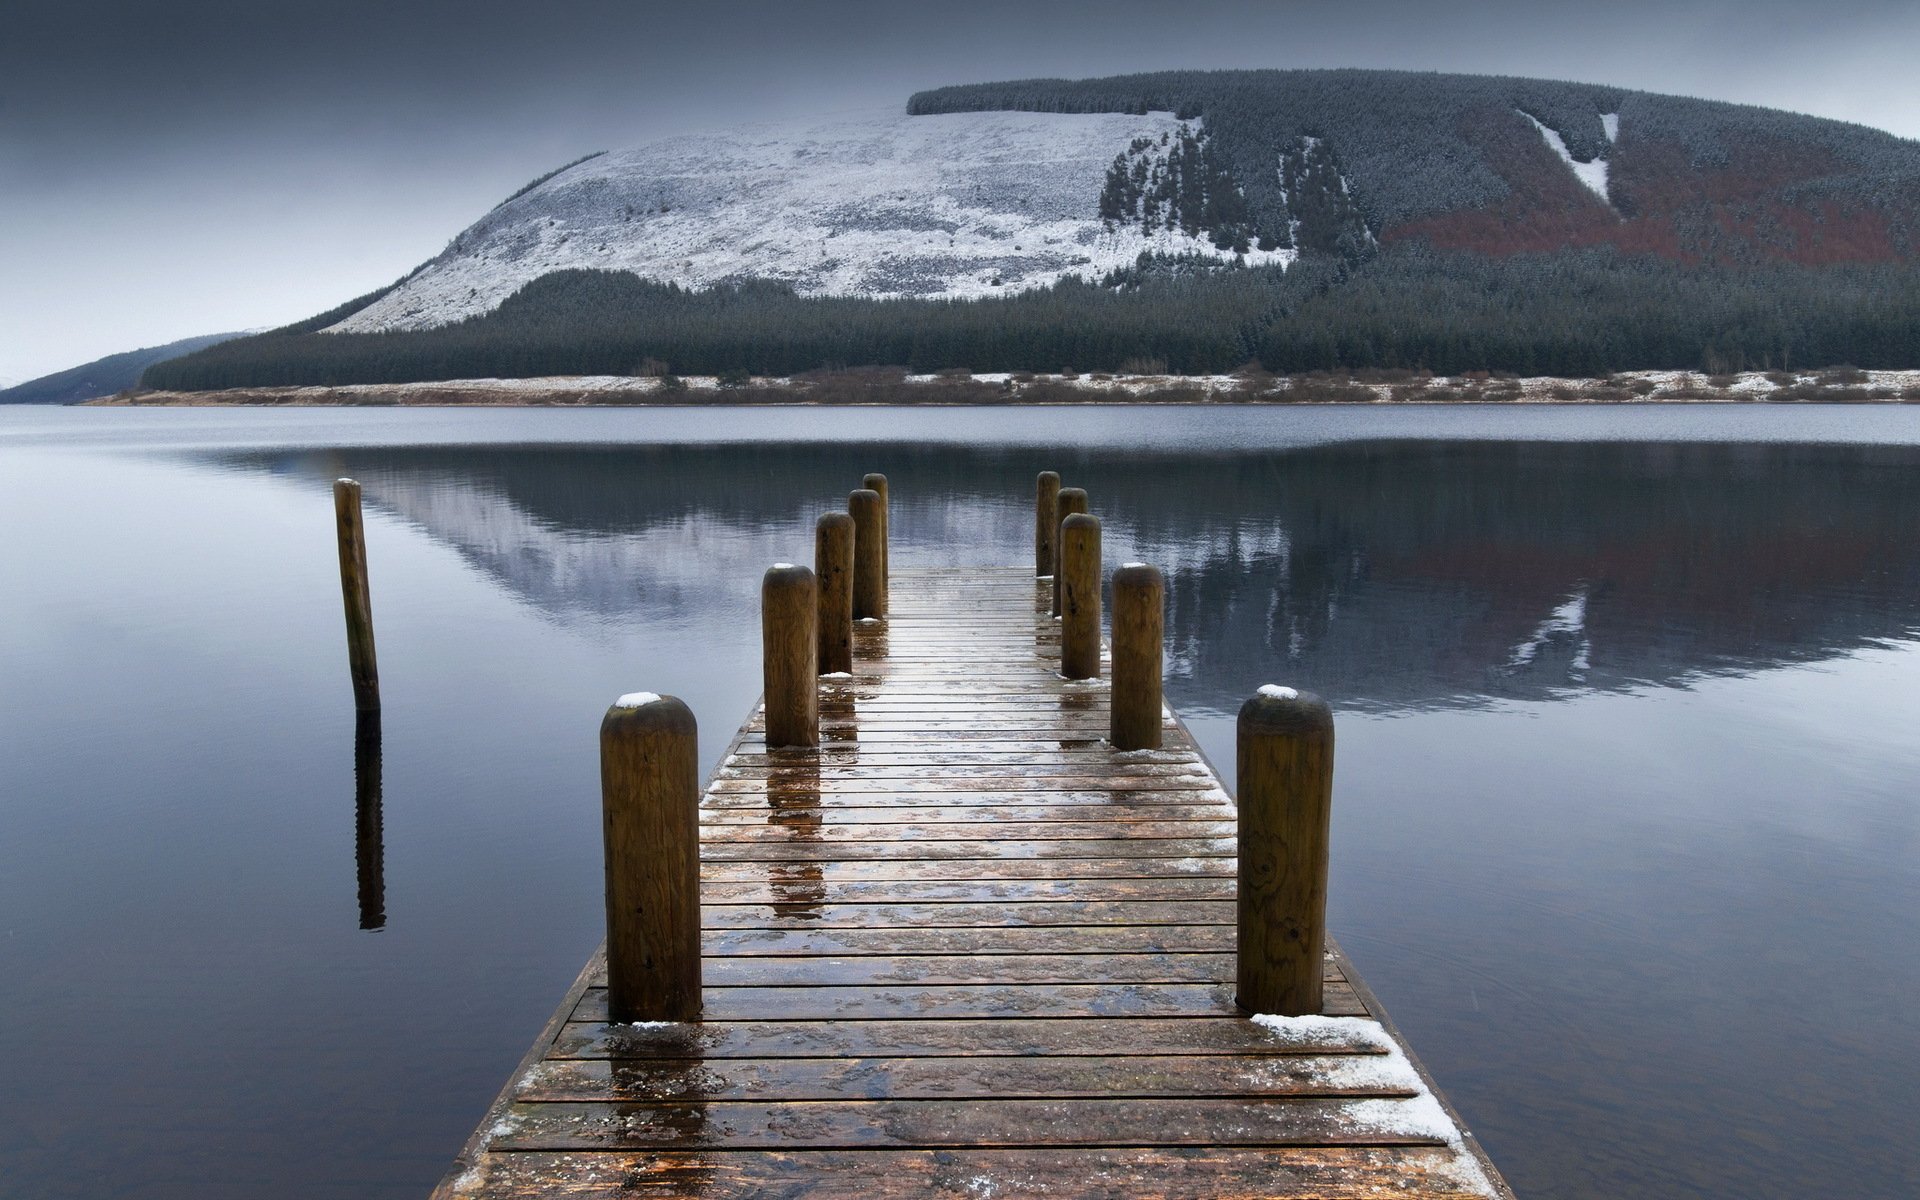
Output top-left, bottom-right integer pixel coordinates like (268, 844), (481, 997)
(89, 367), (1920, 408)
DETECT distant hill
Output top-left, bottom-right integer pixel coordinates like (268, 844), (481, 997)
(147, 69), (1920, 391)
(6, 332), (244, 404)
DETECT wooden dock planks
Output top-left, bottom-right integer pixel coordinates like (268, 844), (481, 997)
(435, 568), (1510, 1199)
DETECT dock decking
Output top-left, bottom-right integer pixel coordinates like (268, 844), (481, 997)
(435, 568), (1509, 1199)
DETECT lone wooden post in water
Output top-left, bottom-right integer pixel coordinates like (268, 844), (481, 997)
(1052, 486), (1089, 616)
(1060, 513), (1102, 679)
(1236, 685), (1336, 1016)
(1111, 563), (1164, 749)
(763, 563), (820, 748)
(814, 513), (854, 675)
(1035, 471), (1061, 577)
(332, 479), (380, 712)
(599, 692), (701, 1022)
(862, 473), (890, 588)
(849, 488), (887, 620)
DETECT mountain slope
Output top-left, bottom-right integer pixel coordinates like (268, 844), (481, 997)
(333, 110), (1288, 335)
(3, 332), (243, 404)
(146, 69), (1920, 390)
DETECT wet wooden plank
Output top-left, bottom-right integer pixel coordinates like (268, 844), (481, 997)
(699, 858), (1234, 883)
(700, 899), (1239, 928)
(548, 1015), (1380, 1060)
(571, 981), (1367, 1021)
(515, 1053), (1417, 1102)
(700, 877), (1236, 903)
(488, 1096), (1446, 1151)
(695, 951), (1238, 986)
(700, 837), (1235, 863)
(702, 803), (1229, 824)
(701, 924), (1237, 956)
(446, 1146), (1490, 1200)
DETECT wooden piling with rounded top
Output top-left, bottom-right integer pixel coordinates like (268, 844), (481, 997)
(1034, 471), (1060, 577)
(814, 513), (854, 676)
(1051, 487), (1089, 617)
(1059, 513), (1102, 680)
(1235, 686), (1336, 1017)
(1110, 563), (1164, 750)
(332, 478), (380, 712)
(861, 473), (889, 588)
(600, 692), (702, 1022)
(849, 488), (886, 620)
(763, 563), (820, 747)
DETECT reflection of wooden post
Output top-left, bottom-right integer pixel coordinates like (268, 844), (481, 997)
(763, 564), (820, 748)
(1110, 563), (1164, 749)
(861, 473), (889, 589)
(333, 479), (380, 711)
(849, 489), (886, 620)
(1235, 686), (1335, 1017)
(1060, 513), (1102, 680)
(1035, 471), (1060, 578)
(353, 711), (385, 931)
(1052, 487), (1088, 617)
(600, 693), (702, 1022)
(814, 513), (854, 675)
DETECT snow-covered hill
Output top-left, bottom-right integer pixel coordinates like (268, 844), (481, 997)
(329, 109), (1290, 334)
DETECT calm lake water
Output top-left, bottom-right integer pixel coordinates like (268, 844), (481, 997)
(2, 404), (1917, 1199)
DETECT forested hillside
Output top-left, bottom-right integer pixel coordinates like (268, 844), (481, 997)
(145, 70), (1920, 391)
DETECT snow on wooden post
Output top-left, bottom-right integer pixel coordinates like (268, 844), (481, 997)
(1051, 487), (1089, 617)
(861, 473), (889, 589)
(1110, 563), (1164, 750)
(849, 488), (887, 620)
(763, 563), (820, 749)
(1035, 470), (1061, 578)
(814, 513), (855, 676)
(332, 479), (380, 712)
(1235, 685), (1336, 1017)
(600, 692), (702, 1022)
(1059, 513), (1102, 680)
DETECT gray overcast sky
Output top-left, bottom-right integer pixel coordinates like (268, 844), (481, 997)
(4, 0), (1917, 383)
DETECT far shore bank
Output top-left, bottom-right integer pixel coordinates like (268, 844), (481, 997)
(90, 367), (1920, 408)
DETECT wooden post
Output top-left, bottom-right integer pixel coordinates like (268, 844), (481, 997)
(861, 473), (889, 589)
(1052, 487), (1088, 617)
(814, 513), (854, 676)
(1235, 686), (1336, 1017)
(849, 488), (887, 620)
(332, 479), (380, 712)
(1035, 471), (1060, 578)
(1110, 563), (1164, 750)
(1060, 513), (1102, 680)
(763, 563), (820, 748)
(600, 692), (702, 1022)
(353, 711), (385, 931)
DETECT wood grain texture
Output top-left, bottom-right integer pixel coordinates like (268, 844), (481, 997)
(814, 513), (854, 675)
(1061, 513), (1103, 680)
(1236, 687), (1336, 1017)
(599, 695), (701, 1023)
(438, 568), (1508, 1200)
(331, 478), (380, 711)
(1035, 469), (1061, 576)
(1052, 487), (1088, 616)
(849, 489), (886, 619)
(862, 473), (889, 589)
(760, 564), (819, 749)
(1110, 562), (1165, 750)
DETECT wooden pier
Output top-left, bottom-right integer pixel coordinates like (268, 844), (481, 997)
(432, 566), (1511, 1199)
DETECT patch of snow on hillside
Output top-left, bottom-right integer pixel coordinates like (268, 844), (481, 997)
(1600, 112), (1620, 142)
(330, 109), (1292, 334)
(1519, 111), (1611, 206)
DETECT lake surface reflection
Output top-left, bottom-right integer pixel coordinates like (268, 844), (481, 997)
(1, 406), (1916, 1198)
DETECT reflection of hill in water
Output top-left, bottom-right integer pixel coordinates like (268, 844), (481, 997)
(249, 440), (1920, 714)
